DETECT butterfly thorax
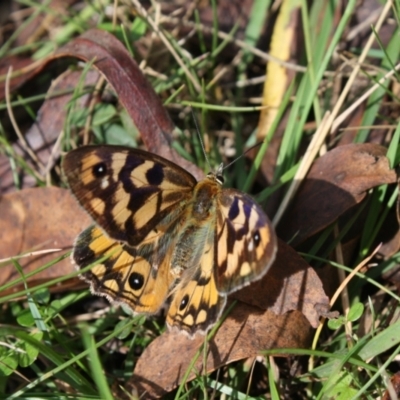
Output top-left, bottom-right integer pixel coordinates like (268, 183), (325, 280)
(169, 176), (221, 277)
(191, 175), (221, 218)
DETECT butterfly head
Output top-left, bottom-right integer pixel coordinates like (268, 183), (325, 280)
(207, 163), (224, 185)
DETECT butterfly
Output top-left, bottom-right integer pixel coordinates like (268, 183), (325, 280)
(63, 145), (277, 336)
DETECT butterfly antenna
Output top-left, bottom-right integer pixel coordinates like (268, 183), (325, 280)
(222, 141), (265, 171)
(190, 107), (213, 172)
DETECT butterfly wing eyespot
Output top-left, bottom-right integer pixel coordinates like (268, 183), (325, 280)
(252, 230), (261, 247)
(179, 294), (189, 310)
(92, 162), (107, 178)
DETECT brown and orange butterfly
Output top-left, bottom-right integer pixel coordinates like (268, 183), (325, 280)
(63, 145), (277, 336)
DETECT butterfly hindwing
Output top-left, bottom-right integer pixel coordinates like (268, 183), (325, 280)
(166, 237), (225, 335)
(74, 226), (175, 313)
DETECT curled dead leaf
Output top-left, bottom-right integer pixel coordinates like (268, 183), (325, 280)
(54, 29), (202, 179)
(277, 143), (397, 246)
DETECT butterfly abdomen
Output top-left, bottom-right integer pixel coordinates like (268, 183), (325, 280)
(170, 222), (212, 277)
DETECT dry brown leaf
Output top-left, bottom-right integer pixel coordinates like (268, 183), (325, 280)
(232, 239), (329, 328)
(377, 208), (400, 260)
(0, 187), (90, 293)
(130, 309), (311, 399)
(277, 143), (397, 246)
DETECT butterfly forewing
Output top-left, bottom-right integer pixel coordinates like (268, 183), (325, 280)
(63, 146), (197, 247)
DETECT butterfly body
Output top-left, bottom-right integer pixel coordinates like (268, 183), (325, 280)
(63, 145), (277, 336)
